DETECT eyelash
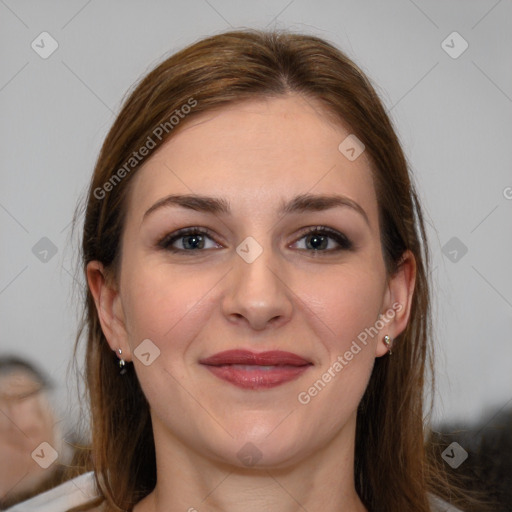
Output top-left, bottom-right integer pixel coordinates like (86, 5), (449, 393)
(157, 226), (353, 255)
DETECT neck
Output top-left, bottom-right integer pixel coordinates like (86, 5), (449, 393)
(134, 412), (367, 512)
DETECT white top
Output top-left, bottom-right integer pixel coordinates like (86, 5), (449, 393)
(5, 472), (98, 512)
(6, 471), (463, 511)
(429, 493), (464, 512)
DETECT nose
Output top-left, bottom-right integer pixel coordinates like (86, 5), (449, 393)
(221, 239), (293, 332)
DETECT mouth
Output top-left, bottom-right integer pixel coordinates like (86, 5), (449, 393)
(199, 350), (313, 389)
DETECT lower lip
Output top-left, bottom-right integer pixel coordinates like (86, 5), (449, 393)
(202, 364), (311, 389)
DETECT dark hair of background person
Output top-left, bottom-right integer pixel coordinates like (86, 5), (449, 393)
(428, 409), (512, 511)
(71, 29), (491, 512)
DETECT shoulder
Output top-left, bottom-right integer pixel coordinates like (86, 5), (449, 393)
(428, 493), (465, 512)
(4, 472), (98, 512)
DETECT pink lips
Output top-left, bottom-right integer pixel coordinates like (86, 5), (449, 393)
(199, 349), (313, 389)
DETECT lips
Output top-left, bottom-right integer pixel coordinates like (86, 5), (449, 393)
(199, 350), (312, 389)
(199, 349), (311, 366)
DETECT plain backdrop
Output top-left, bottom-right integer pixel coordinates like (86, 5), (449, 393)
(1, 0), (511, 439)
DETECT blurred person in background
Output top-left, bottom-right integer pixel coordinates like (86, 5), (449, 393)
(0, 356), (73, 509)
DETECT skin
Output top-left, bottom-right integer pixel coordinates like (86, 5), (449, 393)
(88, 94), (415, 512)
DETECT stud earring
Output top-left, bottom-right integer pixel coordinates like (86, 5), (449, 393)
(118, 348), (127, 375)
(383, 335), (393, 355)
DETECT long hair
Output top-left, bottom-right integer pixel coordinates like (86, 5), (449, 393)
(75, 29), (473, 511)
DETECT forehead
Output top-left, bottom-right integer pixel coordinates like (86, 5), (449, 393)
(126, 94), (378, 224)
(0, 370), (41, 395)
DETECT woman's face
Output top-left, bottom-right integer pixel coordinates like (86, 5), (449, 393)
(89, 95), (413, 468)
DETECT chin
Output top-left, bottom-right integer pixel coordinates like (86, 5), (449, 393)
(212, 424), (314, 470)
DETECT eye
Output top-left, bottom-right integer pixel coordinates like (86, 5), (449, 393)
(17, 389), (42, 400)
(157, 225), (353, 255)
(158, 227), (221, 253)
(291, 226), (353, 253)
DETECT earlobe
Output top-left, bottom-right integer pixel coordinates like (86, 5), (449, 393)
(375, 250), (417, 357)
(86, 261), (131, 361)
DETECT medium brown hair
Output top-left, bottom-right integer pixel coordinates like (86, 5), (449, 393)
(75, 29), (475, 511)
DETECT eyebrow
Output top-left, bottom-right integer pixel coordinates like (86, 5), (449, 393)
(143, 193), (369, 225)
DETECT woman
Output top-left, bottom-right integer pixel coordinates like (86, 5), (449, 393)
(7, 29), (474, 511)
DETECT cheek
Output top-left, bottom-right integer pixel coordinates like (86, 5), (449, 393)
(121, 261), (217, 354)
(15, 396), (53, 439)
(307, 265), (385, 351)
(292, 266), (384, 415)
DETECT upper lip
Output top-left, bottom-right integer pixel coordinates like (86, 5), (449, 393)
(199, 350), (312, 366)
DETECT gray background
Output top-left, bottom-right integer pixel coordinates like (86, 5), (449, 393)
(1, 0), (511, 435)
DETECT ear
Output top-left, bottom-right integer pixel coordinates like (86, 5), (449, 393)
(375, 250), (416, 357)
(86, 261), (132, 361)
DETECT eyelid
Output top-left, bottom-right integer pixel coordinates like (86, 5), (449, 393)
(157, 226), (219, 250)
(291, 225), (353, 251)
(157, 225), (353, 253)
